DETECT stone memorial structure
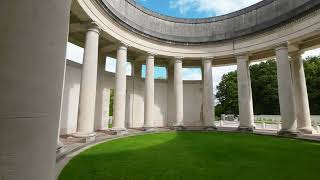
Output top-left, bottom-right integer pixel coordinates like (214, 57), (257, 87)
(1, 0), (320, 179)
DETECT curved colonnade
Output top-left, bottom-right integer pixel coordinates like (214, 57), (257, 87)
(68, 0), (320, 136)
(1, 0), (320, 179)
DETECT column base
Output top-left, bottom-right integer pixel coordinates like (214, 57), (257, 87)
(203, 126), (217, 131)
(143, 127), (158, 132)
(238, 126), (255, 132)
(56, 140), (65, 152)
(73, 132), (96, 142)
(298, 127), (316, 134)
(109, 127), (128, 135)
(172, 125), (185, 131)
(278, 129), (298, 137)
(97, 128), (109, 133)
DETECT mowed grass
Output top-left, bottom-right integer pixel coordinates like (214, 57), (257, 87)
(59, 132), (320, 180)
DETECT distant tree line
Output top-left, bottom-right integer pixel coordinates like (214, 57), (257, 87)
(215, 56), (320, 116)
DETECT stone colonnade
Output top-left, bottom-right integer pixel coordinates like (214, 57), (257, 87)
(73, 23), (314, 136)
(234, 44), (314, 134)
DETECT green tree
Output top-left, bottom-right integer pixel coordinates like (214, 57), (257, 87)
(250, 60), (280, 115)
(215, 71), (238, 116)
(304, 56), (320, 114)
(215, 56), (320, 116)
(109, 89), (114, 116)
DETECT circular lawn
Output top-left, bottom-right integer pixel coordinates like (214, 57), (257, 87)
(59, 132), (320, 180)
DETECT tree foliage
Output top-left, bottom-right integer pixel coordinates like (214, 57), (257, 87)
(215, 56), (320, 116)
(109, 89), (114, 116)
(215, 71), (238, 116)
(304, 56), (320, 114)
(250, 60), (280, 115)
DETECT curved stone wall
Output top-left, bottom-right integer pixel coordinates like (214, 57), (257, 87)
(99, 0), (320, 44)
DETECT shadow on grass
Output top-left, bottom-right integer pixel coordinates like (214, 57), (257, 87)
(59, 132), (320, 180)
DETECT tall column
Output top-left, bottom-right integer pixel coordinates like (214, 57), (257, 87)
(0, 1), (71, 179)
(290, 52), (315, 134)
(111, 44), (128, 134)
(275, 44), (297, 135)
(57, 58), (67, 150)
(202, 58), (217, 130)
(94, 55), (110, 131)
(132, 60), (144, 128)
(144, 54), (155, 130)
(167, 62), (175, 126)
(174, 58), (184, 128)
(74, 22), (100, 138)
(236, 55), (255, 131)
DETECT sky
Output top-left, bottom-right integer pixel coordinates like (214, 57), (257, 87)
(66, 0), (320, 94)
(136, 0), (263, 18)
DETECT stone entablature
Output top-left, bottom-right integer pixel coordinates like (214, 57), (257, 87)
(76, 0), (320, 60)
(99, 0), (320, 44)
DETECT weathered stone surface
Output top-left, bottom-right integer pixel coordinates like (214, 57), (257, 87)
(99, 0), (320, 43)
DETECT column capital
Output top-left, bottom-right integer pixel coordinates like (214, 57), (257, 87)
(202, 57), (214, 63)
(174, 57), (183, 63)
(146, 52), (157, 57)
(289, 51), (302, 60)
(275, 43), (288, 51)
(236, 54), (249, 62)
(118, 42), (129, 50)
(87, 22), (101, 35)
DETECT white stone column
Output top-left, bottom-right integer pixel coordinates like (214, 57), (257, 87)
(0, 1), (71, 179)
(75, 23), (100, 138)
(202, 59), (216, 129)
(174, 58), (184, 128)
(144, 54), (155, 130)
(290, 52), (315, 134)
(167, 62), (175, 126)
(132, 60), (144, 128)
(57, 59), (67, 149)
(275, 44), (297, 135)
(111, 44), (128, 133)
(94, 55), (111, 131)
(236, 55), (255, 131)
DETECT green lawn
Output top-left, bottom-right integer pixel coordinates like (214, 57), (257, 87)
(59, 132), (320, 180)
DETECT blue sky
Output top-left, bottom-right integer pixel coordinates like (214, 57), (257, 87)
(136, 0), (263, 18)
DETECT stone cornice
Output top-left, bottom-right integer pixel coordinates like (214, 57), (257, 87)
(97, 0), (320, 44)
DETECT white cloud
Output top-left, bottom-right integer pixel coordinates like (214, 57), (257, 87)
(169, 0), (262, 16)
(212, 65), (237, 94)
(302, 48), (320, 59)
(66, 42), (84, 64)
(183, 68), (202, 80)
(105, 57), (116, 72)
(105, 57), (132, 76)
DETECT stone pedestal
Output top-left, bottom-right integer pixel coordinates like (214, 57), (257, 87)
(275, 45), (298, 136)
(111, 44), (128, 134)
(291, 52), (315, 134)
(236, 55), (255, 132)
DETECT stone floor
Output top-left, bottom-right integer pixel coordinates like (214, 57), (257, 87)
(55, 127), (320, 179)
